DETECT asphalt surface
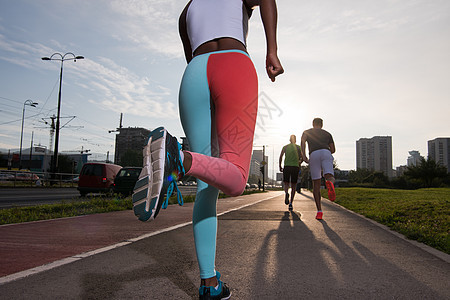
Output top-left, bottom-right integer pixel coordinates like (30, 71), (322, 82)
(0, 190), (449, 299)
(0, 186), (200, 208)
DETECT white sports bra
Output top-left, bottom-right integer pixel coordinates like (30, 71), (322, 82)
(186, 0), (249, 54)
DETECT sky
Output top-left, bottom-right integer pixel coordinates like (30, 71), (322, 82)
(0, 0), (449, 176)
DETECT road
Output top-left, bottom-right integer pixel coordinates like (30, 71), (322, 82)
(0, 188), (82, 208)
(0, 191), (448, 299)
(0, 186), (201, 209)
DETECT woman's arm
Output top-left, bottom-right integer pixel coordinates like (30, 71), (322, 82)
(259, 0), (284, 82)
(179, 1), (193, 63)
(244, 0), (284, 81)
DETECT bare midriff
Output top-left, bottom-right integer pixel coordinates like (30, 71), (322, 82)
(193, 37), (247, 57)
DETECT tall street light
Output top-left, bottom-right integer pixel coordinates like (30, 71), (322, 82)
(41, 52), (84, 174)
(19, 99), (38, 170)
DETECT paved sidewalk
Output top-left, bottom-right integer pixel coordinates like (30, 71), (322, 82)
(0, 191), (273, 278)
(0, 190), (449, 299)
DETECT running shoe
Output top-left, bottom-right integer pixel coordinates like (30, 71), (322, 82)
(288, 203), (293, 211)
(199, 272), (231, 300)
(316, 211), (323, 220)
(285, 193), (289, 205)
(132, 127), (185, 222)
(325, 181), (336, 201)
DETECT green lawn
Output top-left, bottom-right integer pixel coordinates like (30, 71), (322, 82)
(323, 187), (450, 254)
(0, 189), (265, 225)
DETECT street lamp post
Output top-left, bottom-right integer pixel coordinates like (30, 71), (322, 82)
(41, 52), (84, 174)
(254, 145), (267, 191)
(19, 99), (38, 170)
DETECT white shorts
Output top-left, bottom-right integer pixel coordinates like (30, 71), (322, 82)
(309, 149), (334, 180)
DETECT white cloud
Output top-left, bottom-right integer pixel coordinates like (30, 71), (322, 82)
(1, 0), (449, 169)
(107, 0), (184, 58)
(77, 57), (178, 118)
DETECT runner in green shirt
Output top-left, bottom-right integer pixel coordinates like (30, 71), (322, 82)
(279, 135), (302, 211)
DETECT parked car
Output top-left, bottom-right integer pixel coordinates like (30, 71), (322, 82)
(63, 175), (79, 183)
(113, 167), (142, 196)
(15, 172), (40, 181)
(0, 173), (14, 181)
(77, 162), (122, 196)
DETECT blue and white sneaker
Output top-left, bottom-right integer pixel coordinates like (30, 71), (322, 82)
(132, 127), (185, 222)
(199, 272), (231, 300)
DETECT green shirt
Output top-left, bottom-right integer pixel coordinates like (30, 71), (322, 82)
(283, 143), (301, 167)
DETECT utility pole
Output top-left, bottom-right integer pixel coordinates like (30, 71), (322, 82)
(41, 52), (84, 175)
(259, 145), (266, 191)
(29, 131), (34, 170)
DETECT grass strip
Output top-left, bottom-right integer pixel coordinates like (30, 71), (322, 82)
(322, 187), (450, 254)
(0, 197), (133, 225)
(0, 189), (267, 225)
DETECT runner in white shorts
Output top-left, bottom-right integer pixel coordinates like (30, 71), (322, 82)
(301, 118), (336, 220)
(309, 149), (334, 180)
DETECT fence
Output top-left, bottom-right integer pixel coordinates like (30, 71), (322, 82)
(0, 170), (79, 188)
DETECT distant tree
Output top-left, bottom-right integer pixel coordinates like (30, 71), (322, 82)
(247, 174), (260, 184)
(348, 168), (389, 187)
(120, 149), (142, 167)
(404, 158), (448, 188)
(57, 155), (75, 173)
(348, 168), (374, 184)
(299, 165), (310, 188)
(0, 152), (7, 168)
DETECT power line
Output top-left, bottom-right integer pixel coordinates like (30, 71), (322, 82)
(0, 112), (43, 126)
(0, 96), (23, 104)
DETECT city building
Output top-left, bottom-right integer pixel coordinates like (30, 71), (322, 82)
(0, 146), (89, 173)
(250, 149), (268, 181)
(113, 127), (151, 166)
(356, 136), (393, 177)
(396, 165), (409, 177)
(249, 158), (261, 177)
(428, 137), (450, 173)
(407, 150), (423, 167)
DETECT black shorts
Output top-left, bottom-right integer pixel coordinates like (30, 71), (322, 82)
(283, 166), (300, 183)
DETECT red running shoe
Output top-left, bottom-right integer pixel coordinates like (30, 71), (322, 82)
(325, 181), (336, 201)
(316, 211), (323, 220)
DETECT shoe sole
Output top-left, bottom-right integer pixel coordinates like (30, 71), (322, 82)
(326, 181), (336, 201)
(132, 127), (166, 222)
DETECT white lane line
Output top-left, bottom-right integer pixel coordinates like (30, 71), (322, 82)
(0, 192), (282, 285)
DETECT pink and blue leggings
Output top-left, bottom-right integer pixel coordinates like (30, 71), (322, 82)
(179, 50), (258, 279)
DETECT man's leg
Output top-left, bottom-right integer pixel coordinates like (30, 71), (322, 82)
(283, 181), (290, 204)
(289, 167), (300, 203)
(321, 148), (336, 201)
(312, 179), (322, 211)
(290, 182), (296, 202)
(324, 173), (336, 201)
(324, 173), (335, 184)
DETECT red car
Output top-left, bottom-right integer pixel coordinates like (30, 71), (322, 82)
(77, 163), (122, 196)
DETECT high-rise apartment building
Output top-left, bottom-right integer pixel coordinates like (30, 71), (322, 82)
(356, 136), (393, 177)
(428, 137), (450, 173)
(114, 127), (151, 165)
(250, 149), (268, 180)
(407, 150), (423, 167)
